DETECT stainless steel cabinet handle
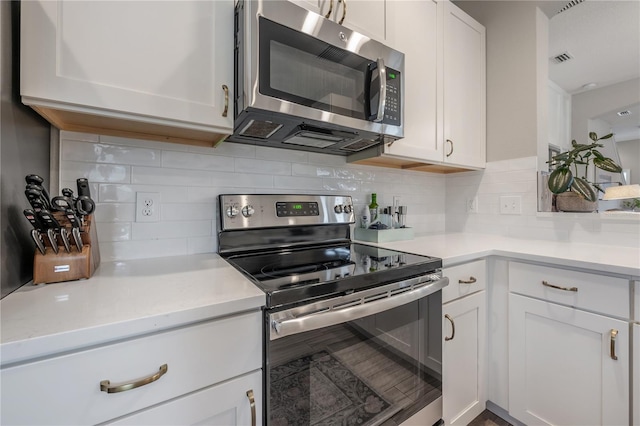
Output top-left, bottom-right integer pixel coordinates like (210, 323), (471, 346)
(458, 276), (477, 284)
(100, 364), (168, 393)
(338, 0), (347, 24)
(222, 84), (229, 118)
(246, 389), (256, 426)
(446, 139), (454, 157)
(542, 280), (578, 292)
(610, 329), (618, 360)
(325, 0), (333, 18)
(445, 314), (455, 341)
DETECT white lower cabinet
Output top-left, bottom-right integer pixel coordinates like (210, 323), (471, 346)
(442, 260), (487, 425)
(0, 311), (262, 425)
(108, 370), (262, 425)
(509, 293), (629, 425)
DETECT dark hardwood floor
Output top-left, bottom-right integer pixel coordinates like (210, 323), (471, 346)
(467, 409), (513, 426)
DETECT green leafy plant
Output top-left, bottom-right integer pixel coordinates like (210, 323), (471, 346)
(547, 132), (623, 202)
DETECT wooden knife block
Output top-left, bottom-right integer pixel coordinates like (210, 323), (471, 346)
(33, 214), (101, 284)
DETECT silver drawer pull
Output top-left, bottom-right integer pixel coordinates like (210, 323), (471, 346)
(610, 329), (618, 360)
(247, 389), (256, 426)
(444, 314), (455, 341)
(542, 280), (578, 292)
(100, 364), (168, 393)
(459, 276), (477, 284)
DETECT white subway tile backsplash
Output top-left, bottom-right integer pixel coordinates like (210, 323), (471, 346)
(57, 134), (638, 260)
(132, 220), (212, 240)
(162, 150), (235, 172)
(62, 140), (161, 166)
(61, 161), (130, 184)
(161, 203), (215, 221)
(235, 158), (292, 175)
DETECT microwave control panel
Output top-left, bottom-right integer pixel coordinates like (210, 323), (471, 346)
(383, 68), (401, 125)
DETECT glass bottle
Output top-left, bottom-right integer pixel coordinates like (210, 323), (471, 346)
(368, 193), (379, 222)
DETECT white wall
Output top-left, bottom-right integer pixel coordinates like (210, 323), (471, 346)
(445, 156), (640, 247)
(58, 131), (446, 261)
(617, 139), (640, 185)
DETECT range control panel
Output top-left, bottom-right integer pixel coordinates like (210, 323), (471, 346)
(219, 194), (355, 230)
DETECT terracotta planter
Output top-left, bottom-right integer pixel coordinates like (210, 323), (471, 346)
(554, 191), (597, 212)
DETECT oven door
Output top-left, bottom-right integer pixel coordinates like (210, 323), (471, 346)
(265, 275), (447, 426)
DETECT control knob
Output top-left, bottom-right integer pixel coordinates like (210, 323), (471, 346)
(225, 205), (239, 218)
(343, 204), (353, 214)
(242, 205), (255, 218)
(334, 204), (344, 213)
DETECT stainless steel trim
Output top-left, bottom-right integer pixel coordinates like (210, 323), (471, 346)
(219, 194), (355, 230)
(270, 274), (448, 340)
(374, 58), (387, 123)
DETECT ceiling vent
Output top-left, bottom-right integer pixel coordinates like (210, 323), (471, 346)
(552, 52), (574, 64)
(617, 110), (632, 117)
(557, 0), (586, 14)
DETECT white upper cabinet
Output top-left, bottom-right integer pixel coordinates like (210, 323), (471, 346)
(383, 0), (440, 163)
(20, 0), (234, 147)
(288, 0), (387, 42)
(441, 1), (486, 169)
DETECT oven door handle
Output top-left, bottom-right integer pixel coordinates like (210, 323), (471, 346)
(270, 277), (448, 340)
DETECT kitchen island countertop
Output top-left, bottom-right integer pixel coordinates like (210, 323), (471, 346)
(2, 234), (638, 366)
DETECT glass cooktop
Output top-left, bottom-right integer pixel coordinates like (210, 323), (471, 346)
(223, 243), (441, 309)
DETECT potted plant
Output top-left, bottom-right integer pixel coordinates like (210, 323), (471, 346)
(547, 132), (623, 212)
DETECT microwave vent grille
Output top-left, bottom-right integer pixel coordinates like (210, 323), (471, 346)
(340, 138), (379, 152)
(239, 119), (283, 139)
(318, 45), (350, 62)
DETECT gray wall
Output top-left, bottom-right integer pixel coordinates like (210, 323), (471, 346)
(617, 139), (640, 185)
(454, 1), (549, 163)
(1, 1), (51, 298)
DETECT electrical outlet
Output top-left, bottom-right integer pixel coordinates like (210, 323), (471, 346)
(500, 195), (522, 215)
(466, 196), (478, 213)
(136, 192), (161, 222)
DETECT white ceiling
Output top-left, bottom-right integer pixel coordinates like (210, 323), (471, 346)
(547, 0), (640, 142)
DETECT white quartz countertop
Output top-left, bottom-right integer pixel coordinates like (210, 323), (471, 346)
(3, 234), (638, 366)
(0, 254), (265, 366)
(363, 233), (640, 278)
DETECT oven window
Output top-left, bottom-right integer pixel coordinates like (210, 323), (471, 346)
(267, 295), (442, 425)
(259, 17), (375, 120)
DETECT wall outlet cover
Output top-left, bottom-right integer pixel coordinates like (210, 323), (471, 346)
(136, 192), (161, 222)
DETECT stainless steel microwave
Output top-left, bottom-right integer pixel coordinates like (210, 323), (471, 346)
(229, 0), (405, 155)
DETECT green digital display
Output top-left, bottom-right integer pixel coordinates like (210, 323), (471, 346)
(293, 204), (302, 210)
(389, 73), (396, 79)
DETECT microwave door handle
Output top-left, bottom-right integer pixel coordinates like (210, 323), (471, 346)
(270, 277), (449, 340)
(366, 58), (387, 122)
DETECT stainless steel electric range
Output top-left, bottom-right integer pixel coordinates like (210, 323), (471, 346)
(218, 194), (448, 426)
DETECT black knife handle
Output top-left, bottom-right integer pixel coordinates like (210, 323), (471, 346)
(25, 174), (51, 208)
(24, 209), (45, 232)
(62, 188), (75, 198)
(38, 209), (62, 230)
(76, 178), (91, 197)
(64, 208), (81, 228)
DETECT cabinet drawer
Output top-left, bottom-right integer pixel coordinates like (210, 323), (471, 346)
(1, 311), (262, 425)
(509, 262), (629, 318)
(442, 259), (486, 304)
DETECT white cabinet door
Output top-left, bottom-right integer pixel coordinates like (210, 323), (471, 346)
(288, 0), (386, 42)
(108, 370), (262, 425)
(21, 1), (233, 136)
(384, 0), (440, 162)
(442, 290), (486, 426)
(509, 294), (629, 426)
(441, 2), (486, 169)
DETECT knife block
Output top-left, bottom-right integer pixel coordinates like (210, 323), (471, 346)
(33, 214), (101, 284)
